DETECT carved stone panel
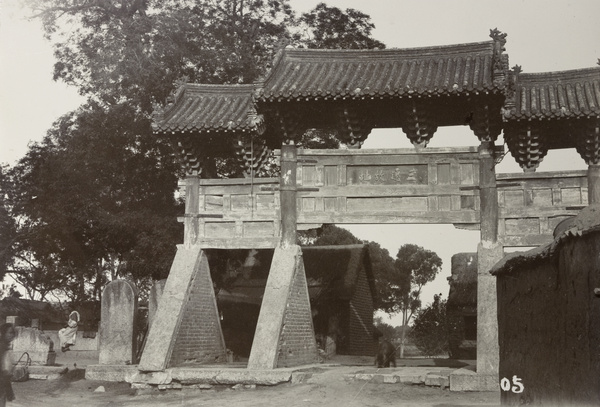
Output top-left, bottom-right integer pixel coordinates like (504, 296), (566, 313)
(346, 165), (428, 185)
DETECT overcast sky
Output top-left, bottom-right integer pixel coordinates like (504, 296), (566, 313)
(1, 1), (599, 322)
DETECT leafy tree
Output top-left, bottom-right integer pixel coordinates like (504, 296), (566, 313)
(298, 3), (385, 49)
(4, 102), (182, 301)
(392, 243), (442, 357)
(373, 316), (401, 341)
(0, 283), (22, 300)
(365, 241), (397, 312)
(0, 165), (17, 282)
(300, 224), (362, 246)
(27, 0), (296, 108)
(410, 293), (449, 357)
(3, 1), (386, 300)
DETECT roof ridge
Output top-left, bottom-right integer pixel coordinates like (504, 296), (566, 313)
(518, 66), (600, 81)
(279, 40), (493, 56)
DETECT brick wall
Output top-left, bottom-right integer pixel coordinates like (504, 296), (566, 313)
(169, 254), (226, 366)
(276, 259), (319, 368)
(346, 266), (376, 356)
(496, 231), (600, 406)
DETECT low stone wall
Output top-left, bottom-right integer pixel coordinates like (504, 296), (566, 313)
(9, 328), (99, 366)
(45, 330), (99, 352)
(9, 327), (55, 366)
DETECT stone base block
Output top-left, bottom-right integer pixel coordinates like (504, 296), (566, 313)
(291, 372), (313, 384)
(450, 368), (500, 391)
(85, 364), (139, 382)
(171, 367), (293, 386)
(27, 365), (68, 380)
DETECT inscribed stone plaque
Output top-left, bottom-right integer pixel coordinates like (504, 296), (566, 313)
(205, 222), (235, 238)
(231, 194), (250, 211)
(504, 218), (540, 236)
(561, 188), (582, 205)
(99, 280), (138, 365)
(347, 196), (428, 212)
(256, 194), (275, 210)
(205, 195), (223, 210)
(532, 189), (553, 207)
(244, 221), (275, 237)
(346, 165), (428, 185)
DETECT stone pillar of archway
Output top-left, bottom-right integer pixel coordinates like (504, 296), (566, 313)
(575, 119), (600, 204)
(476, 141), (503, 386)
(588, 165), (600, 204)
(248, 144), (319, 369)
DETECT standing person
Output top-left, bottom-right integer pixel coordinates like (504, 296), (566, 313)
(0, 323), (16, 407)
(58, 310), (80, 352)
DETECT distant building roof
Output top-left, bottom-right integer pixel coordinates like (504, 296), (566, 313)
(503, 67), (600, 120)
(0, 297), (64, 325)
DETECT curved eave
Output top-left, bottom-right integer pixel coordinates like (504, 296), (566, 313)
(256, 41), (505, 102)
(152, 83), (259, 135)
(503, 67), (600, 121)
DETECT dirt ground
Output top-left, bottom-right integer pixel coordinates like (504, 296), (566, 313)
(8, 365), (501, 407)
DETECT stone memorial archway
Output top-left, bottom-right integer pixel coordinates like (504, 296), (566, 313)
(141, 30), (599, 389)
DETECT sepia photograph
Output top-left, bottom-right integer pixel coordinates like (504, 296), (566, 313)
(1, 1), (599, 406)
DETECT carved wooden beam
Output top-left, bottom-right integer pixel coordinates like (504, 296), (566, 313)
(402, 100), (438, 148)
(234, 136), (273, 177)
(575, 118), (600, 165)
(469, 104), (503, 143)
(178, 135), (204, 176)
(504, 123), (548, 172)
(336, 105), (373, 148)
(271, 109), (305, 145)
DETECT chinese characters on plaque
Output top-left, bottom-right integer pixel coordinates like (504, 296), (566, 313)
(347, 165), (428, 185)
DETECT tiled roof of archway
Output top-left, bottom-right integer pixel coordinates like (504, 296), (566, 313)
(503, 67), (600, 120)
(152, 40), (509, 135)
(152, 83), (260, 135)
(256, 41), (505, 101)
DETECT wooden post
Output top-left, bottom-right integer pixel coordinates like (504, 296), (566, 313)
(280, 144), (297, 247)
(184, 175), (200, 246)
(588, 164), (600, 204)
(478, 141), (498, 243)
(476, 141), (503, 385)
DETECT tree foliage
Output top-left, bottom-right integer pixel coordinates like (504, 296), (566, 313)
(410, 293), (449, 357)
(28, 0), (295, 110)
(390, 243), (442, 357)
(3, 102), (182, 301)
(298, 3), (385, 50)
(393, 244), (442, 317)
(365, 241), (397, 312)
(373, 316), (402, 341)
(2, 1), (386, 300)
